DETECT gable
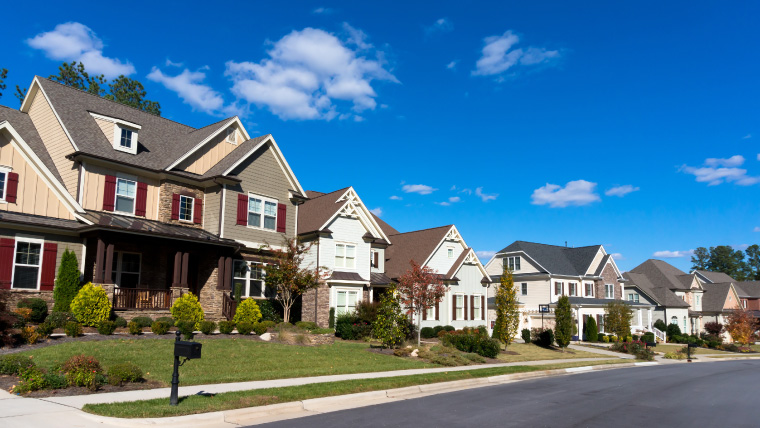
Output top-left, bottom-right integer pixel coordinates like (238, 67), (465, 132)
(723, 287), (740, 310)
(585, 247), (607, 275)
(176, 123), (245, 175)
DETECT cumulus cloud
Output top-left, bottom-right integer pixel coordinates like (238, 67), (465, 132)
(425, 18), (453, 36)
(389, 195), (402, 200)
(610, 253), (624, 260)
(653, 250), (694, 258)
(605, 185), (640, 197)
(705, 155), (745, 167)
(147, 67), (227, 114)
(476, 250), (497, 261)
(475, 187), (498, 202)
(370, 207), (382, 217)
(680, 155), (760, 186)
(312, 7), (334, 14)
(446, 60), (458, 70)
(226, 24), (397, 121)
(531, 180), (600, 208)
(402, 184), (437, 195)
(436, 196), (461, 206)
(472, 30), (559, 77)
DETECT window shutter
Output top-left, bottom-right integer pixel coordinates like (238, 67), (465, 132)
(0, 238), (14, 289)
(373, 252), (379, 268)
(135, 182), (148, 217)
(435, 301), (440, 320)
(103, 175), (116, 211)
(216, 257), (226, 290)
(276, 203), (287, 232)
(237, 194), (248, 225)
(482, 296), (485, 320)
(422, 306), (427, 320)
(193, 198), (203, 224)
(171, 194), (180, 220)
(5, 172), (19, 204)
(470, 296), (475, 320)
(452, 295), (456, 320)
(40, 243), (58, 290)
(464, 296), (468, 321)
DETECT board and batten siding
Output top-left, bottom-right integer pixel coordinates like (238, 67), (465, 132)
(203, 184), (222, 235)
(0, 134), (73, 219)
(321, 215), (371, 280)
(0, 227), (83, 272)
(80, 163), (160, 220)
(177, 126), (242, 175)
(222, 144), (296, 246)
(425, 238), (464, 274)
(26, 89), (79, 197)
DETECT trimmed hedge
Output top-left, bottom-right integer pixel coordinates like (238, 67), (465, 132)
(199, 321), (217, 335)
(218, 321), (235, 334)
(421, 327), (436, 339)
(107, 362), (143, 386)
(521, 328), (531, 343)
(236, 322), (254, 335)
(64, 321), (82, 337)
(130, 316), (153, 328)
(151, 321), (171, 335)
(97, 321), (116, 335)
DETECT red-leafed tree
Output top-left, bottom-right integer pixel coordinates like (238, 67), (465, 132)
(725, 309), (757, 346)
(397, 260), (448, 345)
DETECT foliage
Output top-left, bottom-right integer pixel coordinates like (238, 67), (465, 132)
(554, 296), (572, 350)
(44, 311), (74, 328)
(264, 238), (328, 323)
(258, 299), (283, 323)
(175, 320), (196, 340)
(666, 323), (682, 338)
(372, 286), (409, 349)
(236, 322), (254, 335)
(171, 292), (205, 330)
(155, 316), (175, 326)
(704, 322), (725, 336)
(530, 328), (555, 347)
(295, 321), (318, 330)
(64, 321), (82, 337)
(199, 321), (217, 335)
(114, 317), (128, 328)
(252, 322), (268, 335)
(52, 249), (81, 312)
(44, 372), (68, 390)
(62, 354), (102, 391)
(604, 301), (632, 339)
(107, 362), (143, 386)
(17, 298), (49, 323)
(21, 326), (43, 344)
(421, 327), (436, 339)
(70, 283), (112, 327)
(602, 335), (610, 343)
(0, 68), (5, 99)
(13, 366), (48, 393)
(233, 299), (263, 324)
(0, 289), (18, 347)
(610, 340), (655, 360)
(440, 328), (500, 358)
(328, 308), (336, 328)
(234, 283), (243, 304)
(0, 354), (36, 375)
(128, 321), (142, 335)
(97, 321), (116, 335)
(14, 307), (32, 321)
(356, 301), (380, 326)
(521, 328), (531, 343)
(396, 260), (448, 345)
(584, 317), (598, 342)
(131, 316), (154, 328)
(642, 332), (655, 343)
(691, 245), (760, 281)
(493, 267), (521, 346)
(218, 321), (235, 334)
(37, 321), (55, 337)
(726, 309), (757, 346)
(653, 319), (667, 332)
(335, 312), (368, 340)
(150, 321), (171, 335)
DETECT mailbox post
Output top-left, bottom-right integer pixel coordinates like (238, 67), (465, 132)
(539, 304), (550, 330)
(687, 343), (697, 362)
(170, 331), (202, 406)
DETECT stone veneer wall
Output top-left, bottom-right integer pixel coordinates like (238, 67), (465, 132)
(302, 284), (330, 328)
(158, 180), (205, 228)
(7, 290), (54, 312)
(595, 262), (623, 300)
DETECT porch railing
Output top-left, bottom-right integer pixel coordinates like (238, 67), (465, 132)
(652, 327), (666, 343)
(222, 294), (238, 321)
(113, 288), (173, 310)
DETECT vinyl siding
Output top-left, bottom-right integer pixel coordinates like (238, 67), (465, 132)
(204, 184), (222, 235)
(321, 216), (371, 281)
(177, 125), (241, 175)
(0, 133), (73, 219)
(93, 117), (114, 144)
(486, 254), (542, 276)
(425, 263), (488, 329)
(0, 227), (84, 287)
(426, 238), (464, 274)
(27, 89), (79, 196)
(81, 163), (160, 220)
(585, 249), (606, 275)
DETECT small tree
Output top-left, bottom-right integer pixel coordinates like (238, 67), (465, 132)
(171, 292), (205, 330)
(554, 296), (572, 351)
(653, 319), (667, 332)
(396, 260), (448, 345)
(725, 309), (757, 346)
(372, 286), (408, 348)
(53, 249), (81, 312)
(493, 267), (520, 347)
(264, 238), (327, 323)
(666, 323), (682, 339)
(704, 321), (725, 337)
(604, 301), (632, 339)
(584, 316), (598, 342)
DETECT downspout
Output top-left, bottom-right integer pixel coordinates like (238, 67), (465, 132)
(315, 236), (320, 324)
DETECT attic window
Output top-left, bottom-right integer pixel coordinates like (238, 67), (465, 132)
(226, 128), (236, 144)
(90, 113), (141, 155)
(120, 129), (134, 149)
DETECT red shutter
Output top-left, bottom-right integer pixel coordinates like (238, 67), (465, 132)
(470, 296), (475, 320)
(435, 301), (440, 320)
(422, 306), (427, 320)
(276, 203), (287, 232)
(482, 295), (485, 320)
(452, 295), (456, 320)
(135, 182), (148, 217)
(171, 194), (180, 220)
(237, 194), (248, 225)
(40, 243), (58, 290)
(103, 175), (116, 211)
(464, 295), (468, 321)
(193, 198), (203, 224)
(0, 238), (14, 289)
(5, 172), (19, 204)
(216, 256), (226, 290)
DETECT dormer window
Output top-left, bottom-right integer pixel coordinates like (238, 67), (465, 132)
(226, 128), (236, 144)
(90, 112), (141, 155)
(503, 256), (521, 271)
(119, 128), (134, 150)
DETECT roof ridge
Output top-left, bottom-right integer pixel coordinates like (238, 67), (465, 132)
(306, 187), (352, 200)
(189, 116), (236, 134)
(388, 224), (452, 236)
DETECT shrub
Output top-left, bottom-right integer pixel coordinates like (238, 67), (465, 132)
(538, 329), (555, 347)
(236, 322), (254, 335)
(476, 338), (501, 358)
(45, 311), (75, 328)
(233, 299), (262, 325)
(654, 319), (668, 332)
(107, 362), (143, 386)
(14, 307), (32, 322)
(642, 332), (655, 343)
(97, 320), (116, 335)
(328, 308), (335, 328)
(666, 323), (682, 339)
(151, 321), (170, 335)
(14, 366), (48, 393)
(64, 321), (82, 337)
(335, 313), (370, 340)
(296, 321), (318, 331)
(199, 320), (217, 335)
(171, 292), (205, 330)
(252, 322), (267, 335)
(70, 283), (111, 327)
(602, 335), (610, 343)
(521, 328), (531, 343)
(443, 325), (455, 332)
(257, 299), (283, 323)
(127, 321), (142, 335)
(155, 316), (175, 326)
(584, 317), (598, 342)
(355, 301), (380, 326)
(441, 329), (502, 358)
(635, 347), (655, 361)
(704, 321), (725, 336)
(52, 249), (81, 312)
(464, 353), (487, 363)
(17, 298), (48, 323)
(234, 283), (243, 303)
(175, 320), (196, 340)
(260, 320), (276, 330)
(43, 372), (68, 389)
(610, 335), (619, 342)
(0, 355), (36, 375)
(372, 287), (408, 348)
(37, 321), (55, 337)
(114, 317), (128, 328)
(131, 316), (153, 328)
(218, 320), (235, 334)
(433, 326), (444, 336)
(21, 326), (42, 344)
(62, 354), (102, 390)
(421, 327), (436, 339)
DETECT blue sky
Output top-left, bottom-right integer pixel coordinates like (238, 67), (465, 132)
(2, 1), (759, 272)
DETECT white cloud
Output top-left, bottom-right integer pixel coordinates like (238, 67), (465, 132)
(147, 67), (226, 114)
(389, 195), (402, 200)
(226, 24), (397, 121)
(476, 250), (497, 261)
(26, 22), (135, 78)
(610, 253), (624, 261)
(437, 196), (461, 206)
(449, 196), (461, 203)
(757, 154), (760, 161)
(605, 184), (640, 197)
(754, 227), (760, 232)
(743, 134), (752, 139)
(680, 156), (760, 186)
(653, 250), (694, 258)
(705, 155), (745, 167)
(165, 59), (184, 67)
(472, 30), (559, 77)
(370, 207), (382, 217)
(425, 18), (453, 36)
(531, 180), (600, 208)
(312, 7), (333, 14)
(446, 60), (458, 70)
(402, 184), (437, 195)
(475, 187), (498, 202)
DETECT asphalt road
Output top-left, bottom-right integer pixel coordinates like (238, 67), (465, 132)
(254, 360), (760, 428)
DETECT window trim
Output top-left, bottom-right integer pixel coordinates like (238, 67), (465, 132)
(568, 282), (577, 297)
(447, 247), (454, 259)
(11, 237), (44, 291)
(114, 177), (137, 216)
(226, 127), (237, 144)
(604, 283), (614, 299)
(335, 242), (357, 270)
(521, 283), (528, 296)
(112, 124), (139, 155)
(112, 251), (142, 288)
(178, 195), (194, 222)
(0, 166), (9, 203)
(554, 281), (564, 296)
(473, 293), (482, 320)
(504, 256), (521, 271)
(232, 260), (268, 298)
(334, 287), (361, 316)
(246, 193), (278, 231)
(454, 293), (465, 320)
(585, 282), (594, 297)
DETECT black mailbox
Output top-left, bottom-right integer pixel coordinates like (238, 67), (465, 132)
(174, 341), (202, 359)
(687, 343), (699, 348)
(646, 342), (656, 348)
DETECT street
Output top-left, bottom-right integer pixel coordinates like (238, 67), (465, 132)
(255, 360), (760, 428)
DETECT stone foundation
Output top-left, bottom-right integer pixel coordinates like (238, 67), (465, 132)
(302, 284), (330, 327)
(7, 290), (54, 311)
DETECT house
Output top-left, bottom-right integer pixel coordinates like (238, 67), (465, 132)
(484, 241), (654, 338)
(0, 76), (307, 320)
(695, 270), (760, 313)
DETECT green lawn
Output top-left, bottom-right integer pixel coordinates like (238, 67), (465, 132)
(16, 339), (435, 386)
(653, 344), (732, 355)
(496, 343), (607, 362)
(83, 359), (625, 418)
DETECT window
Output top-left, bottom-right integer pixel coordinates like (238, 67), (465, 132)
(232, 260), (270, 298)
(628, 293), (639, 303)
(683, 317), (687, 332)
(504, 256), (521, 271)
(604, 284), (614, 299)
(473, 295), (482, 320)
(120, 128), (133, 149)
(178, 195), (194, 222)
(336, 290), (359, 316)
(0, 170), (6, 200)
(226, 128), (236, 143)
(12, 240), (41, 289)
(426, 306), (436, 320)
(554, 281), (564, 295)
(696, 295), (701, 306)
(115, 178), (137, 214)
(112, 125), (139, 154)
(447, 247), (454, 258)
(247, 195), (278, 230)
(585, 283), (594, 297)
(455, 295), (464, 320)
(670, 316), (678, 325)
(111, 252), (141, 288)
(521, 283), (528, 296)
(743, 299), (747, 309)
(335, 244), (356, 269)
(568, 282), (577, 296)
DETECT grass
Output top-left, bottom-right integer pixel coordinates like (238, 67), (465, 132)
(496, 343), (605, 362)
(652, 344), (732, 355)
(15, 339), (435, 386)
(83, 359), (625, 418)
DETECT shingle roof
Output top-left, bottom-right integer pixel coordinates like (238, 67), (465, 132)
(192, 135), (271, 179)
(695, 270), (737, 284)
(384, 225), (453, 279)
(630, 259), (691, 291)
(623, 271), (690, 308)
(372, 214), (400, 236)
(736, 281), (760, 298)
(0, 105), (63, 184)
(701, 283), (733, 313)
(498, 241), (603, 276)
(567, 296), (652, 307)
(370, 272), (393, 285)
(0, 210), (83, 230)
(297, 188), (352, 235)
(445, 248), (471, 279)
(676, 273), (698, 290)
(329, 271), (367, 282)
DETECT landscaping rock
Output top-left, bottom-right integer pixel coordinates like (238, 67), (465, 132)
(260, 333), (272, 341)
(411, 349), (419, 357)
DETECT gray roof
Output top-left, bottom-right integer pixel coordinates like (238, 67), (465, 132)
(329, 271), (367, 282)
(623, 271), (690, 308)
(370, 272), (393, 285)
(0, 210), (83, 230)
(0, 105), (63, 184)
(567, 296), (653, 307)
(630, 259), (692, 291)
(498, 241), (603, 276)
(695, 270), (737, 284)
(701, 283), (734, 313)
(736, 281), (760, 298)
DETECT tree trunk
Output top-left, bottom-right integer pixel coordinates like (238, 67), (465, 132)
(417, 308), (422, 345)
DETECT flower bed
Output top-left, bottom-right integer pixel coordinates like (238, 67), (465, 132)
(609, 339), (655, 361)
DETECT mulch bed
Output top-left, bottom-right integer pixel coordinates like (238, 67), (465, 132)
(0, 374), (165, 398)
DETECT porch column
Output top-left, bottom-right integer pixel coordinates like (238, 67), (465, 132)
(104, 243), (114, 284)
(223, 257), (232, 291)
(172, 252), (182, 287)
(94, 238), (105, 283)
(180, 252), (190, 287)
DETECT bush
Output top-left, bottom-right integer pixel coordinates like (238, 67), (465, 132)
(584, 317), (598, 342)
(64, 321), (82, 337)
(355, 301), (380, 326)
(602, 335), (610, 343)
(43, 372), (68, 389)
(21, 326), (42, 344)
(155, 316), (175, 327)
(666, 323), (682, 339)
(107, 362), (143, 386)
(17, 298), (48, 323)
(443, 325), (455, 332)
(0, 355), (36, 375)
(538, 329), (555, 347)
(131, 316), (153, 328)
(296, 321), (318, 331)
(328, 308), (335, 329)
(97, 320), (116, 335)
(441, 329), (502, 358)
(127, 321), (142, 335)
(654, 319), (667, 332)
(175, 320), (196, 340)
(335, 312), (359, 340)
(199, 321), (217, 335)
(642, 332), (655, 343)
(252, 322), (268, 335)
(464, 353), (487, 363)
(114, 317), (128, 328)
(70, 283), (111, 327)
(610, 335), (619, 342)
(62, 354), (102, 390)
(597, 333), (605, 342)
(14, 307), (32, 322)
(260, 320), (276, 330)
(151, 321), (171, 335)
(14, 366), (48, 393)
(433, 326), (444, 336)
(236, 322), (254, 335)
(632, 334), (640, 341)
(421, 327), (436, 339)
(258, 299), (283, 323)
(171, 292), (205, 330)
(52, 249), (81, 312)
(521, 328), (531, 343)
(476, 338), (501, 358)
(218, 320), (235, 334)
(233, 299), (263, 325)
(37, 321), (55, 337)
(45, 311), (75, 328)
